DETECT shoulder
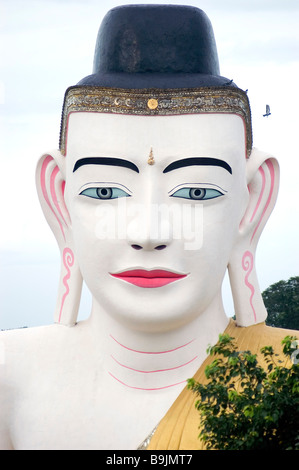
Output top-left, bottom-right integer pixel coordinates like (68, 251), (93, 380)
(0, 322), (87, 369)
(0, 328), (44, 449)
(0, 323), (82, 400)
(225, 320), (299, 356)
(0, 325), (62, 363)
(0, 322), (86, 449)
(0, 325), (61, 398)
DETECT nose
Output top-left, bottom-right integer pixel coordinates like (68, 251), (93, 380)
(131, 243), (167, 251)
(127, 211), (172, 251)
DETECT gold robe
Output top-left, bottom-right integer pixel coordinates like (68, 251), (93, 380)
(147, 320), (298, 450)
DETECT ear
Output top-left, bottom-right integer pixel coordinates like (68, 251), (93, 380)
(36, 151), (82, 326)
(228, 148), (280, 326)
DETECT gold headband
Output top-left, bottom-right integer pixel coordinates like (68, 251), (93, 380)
(60, 86), (252, 156)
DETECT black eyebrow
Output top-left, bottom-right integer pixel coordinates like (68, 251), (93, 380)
(73, 157), (139, 173)
(163, 157), (232, 175)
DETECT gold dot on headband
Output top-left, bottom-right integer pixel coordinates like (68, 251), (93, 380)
(147, 98), (158, 110)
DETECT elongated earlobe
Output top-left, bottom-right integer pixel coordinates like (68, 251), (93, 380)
(36, 151), (82, 326)
(228, 149), (279, 326)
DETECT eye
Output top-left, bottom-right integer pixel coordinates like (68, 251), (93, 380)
(171, 187), (223, 200)
(80, 187), (130, 200)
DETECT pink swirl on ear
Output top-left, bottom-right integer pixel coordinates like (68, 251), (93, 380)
(242, 250), (256, 322)
(59, 248), (75, 323)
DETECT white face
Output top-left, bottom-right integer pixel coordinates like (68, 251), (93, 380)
(64, 112), (248, 332)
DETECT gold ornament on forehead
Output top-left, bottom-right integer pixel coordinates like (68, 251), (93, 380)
(148, 147), (155, 165)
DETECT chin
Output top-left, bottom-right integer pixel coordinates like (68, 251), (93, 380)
(99, 292), (211, 334)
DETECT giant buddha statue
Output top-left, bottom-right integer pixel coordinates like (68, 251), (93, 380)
(0, 5), (297, 450)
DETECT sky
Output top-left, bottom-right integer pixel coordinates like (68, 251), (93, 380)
(0, 0), (298, 330)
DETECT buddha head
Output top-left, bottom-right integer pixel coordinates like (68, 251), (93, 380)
(36, 5), (279, 331)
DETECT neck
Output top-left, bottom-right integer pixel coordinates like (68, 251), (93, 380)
(87, 295), (229, 392)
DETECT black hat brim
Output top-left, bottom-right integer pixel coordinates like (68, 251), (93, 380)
(77, 72), (236, 89)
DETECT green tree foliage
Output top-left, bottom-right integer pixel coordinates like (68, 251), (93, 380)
(187, 334), (299, 450)
(262, 276), (299, 330)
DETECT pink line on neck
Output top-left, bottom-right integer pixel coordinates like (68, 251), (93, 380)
(111, 355), (198, 373)
(110, 335), (195, 354)
(108, 372), (186, 391)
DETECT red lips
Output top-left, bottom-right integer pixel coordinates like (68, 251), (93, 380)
(110, 269), (187, 288)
